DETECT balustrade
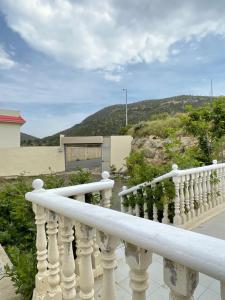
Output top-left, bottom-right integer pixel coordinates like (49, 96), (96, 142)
(119, 161), (225, 229)
(27, 167), (225, 300)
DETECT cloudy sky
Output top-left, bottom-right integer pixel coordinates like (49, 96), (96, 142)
(0, 0), (225, 137)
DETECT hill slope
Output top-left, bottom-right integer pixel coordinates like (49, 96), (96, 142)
(41, 95), (212, 145)
(21, 133), (40, 145)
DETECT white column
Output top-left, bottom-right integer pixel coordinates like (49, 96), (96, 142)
(33, 203), (48, 298)
(153, 203), (158, 222)
(76, 223), (95, 300)
(189, 174), (195, 220)
(97, 232), (119, 300)
(164, 258), (199, 300)
(125, 243), (152, 300)
(193, 173), (200, 217)
(198, 172), (204, 214)
(121, 186), (127, 212)
(100, 171), (112, 208)
(61, 217), (76, 300)
(206, 170), (212, 209)
(184, 175), (191, 222)
(202, 171), (208, 212)
(173, 176), (182, 226)
(46, 211), (62, 300)
(143, 190), (149, 219)
(162, 204), (169, 224)
(179, 176), (186, 224)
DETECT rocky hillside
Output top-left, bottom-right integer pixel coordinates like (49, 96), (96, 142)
(41, 95), (212, 145)
(21, 133), (40, 145)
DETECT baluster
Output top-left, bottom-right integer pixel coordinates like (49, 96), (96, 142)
(184, 175), (191, 222)
(202, 171), (209, 212)
(172, 172), (182, 225)
(164, 258), (199, 300)
(134, 191), (140, 217)
(162, 204), (169, 224)
(206, 170), (212, 209)
(58, 216), (64, 272)
(125, 243), (152, 300)
(179, 176), (186, 224)
(97, 232), (119, 300)
(100, 171), (112, 208)
(121, 186), (127, 213)
(222, 167), (225, 202)
(218, 167), (223, 205)
(143, 190), (149, 219)
(189, 174), (195, 219)
(221, 281), (225, 300)
(31, 179), (48, 299)
(193, 173), (200, 217)
(76, 223), (95, 300)
(212, 160), (219, 207)
(46, 210), (62, 299)
(75, 195), (85, 277)
(153, 203), (158, 222)
(61, 217), (76, 300)
(198, 172), (204, 214)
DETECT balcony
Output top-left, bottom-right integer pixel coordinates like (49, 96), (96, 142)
(21, 160), (225, 300)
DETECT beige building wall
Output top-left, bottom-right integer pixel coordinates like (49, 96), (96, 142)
(110, 136), (133, 171)
(0, 147), (65, 177)
(0, 123), (21, 148)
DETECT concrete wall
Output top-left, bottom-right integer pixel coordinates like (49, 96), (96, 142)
(109, 136), (133, 171)
(0, 123), (21, 148)
(65, 146), (101, 162)
(0, 147), (65, 177)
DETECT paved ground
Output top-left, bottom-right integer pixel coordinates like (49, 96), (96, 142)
(66, 158), (101, 172)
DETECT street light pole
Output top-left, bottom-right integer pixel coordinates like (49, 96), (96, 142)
(122, 88), (128, 126)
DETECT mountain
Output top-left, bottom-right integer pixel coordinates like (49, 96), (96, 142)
(41, 95), (213, 145)
(21, 132), (40, 145)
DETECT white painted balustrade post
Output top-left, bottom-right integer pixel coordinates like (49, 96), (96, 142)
(179, 176), (186, 224)
(61, 217), (76, 300)
(121, 186), (127, 213)
(46, 210), (62, 300)
(198, 172), (204, 214)
(189, 174), (195, 219)
(202, 171), (209, 212)
(143, 189), (149, 219)
(172, 165), (182, 226)
(193, 173), (200, 217)
(97, 232), (120, 300)
(32, 179), (48, 299)
(206, 170), (212, 209)
(212, 160), (219, 207)
(153, 203), (158, 222)
(184, 175), (191, 222)
(164, 258), (199, 300)
(125, 243), (152, 300)
(100, 171), (112, 208)
(76, 223), (95, 300)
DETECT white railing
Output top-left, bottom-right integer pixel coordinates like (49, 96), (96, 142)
(25, 172), (225, 300)
(119, 160), (225, 229)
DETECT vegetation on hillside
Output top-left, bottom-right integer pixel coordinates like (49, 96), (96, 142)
(34, 95), (212, 145)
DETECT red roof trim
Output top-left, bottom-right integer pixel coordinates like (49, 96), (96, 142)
(0, 115), (26, 124)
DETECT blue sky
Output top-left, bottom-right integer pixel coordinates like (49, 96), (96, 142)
(0, 0), (225, 137)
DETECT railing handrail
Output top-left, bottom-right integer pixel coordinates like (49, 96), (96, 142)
(26, 191), (225, 281)
(119, 160), (225, 197)
(32, 171), (114, 198)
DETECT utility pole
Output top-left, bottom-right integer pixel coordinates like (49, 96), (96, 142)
(210, 79), (213, 108)
(122, 88), (128, 126)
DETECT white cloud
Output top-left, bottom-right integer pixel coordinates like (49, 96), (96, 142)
(0, 45), (16, 69)
(104, 73), (121, 82)
(1, 0), (225, 71)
